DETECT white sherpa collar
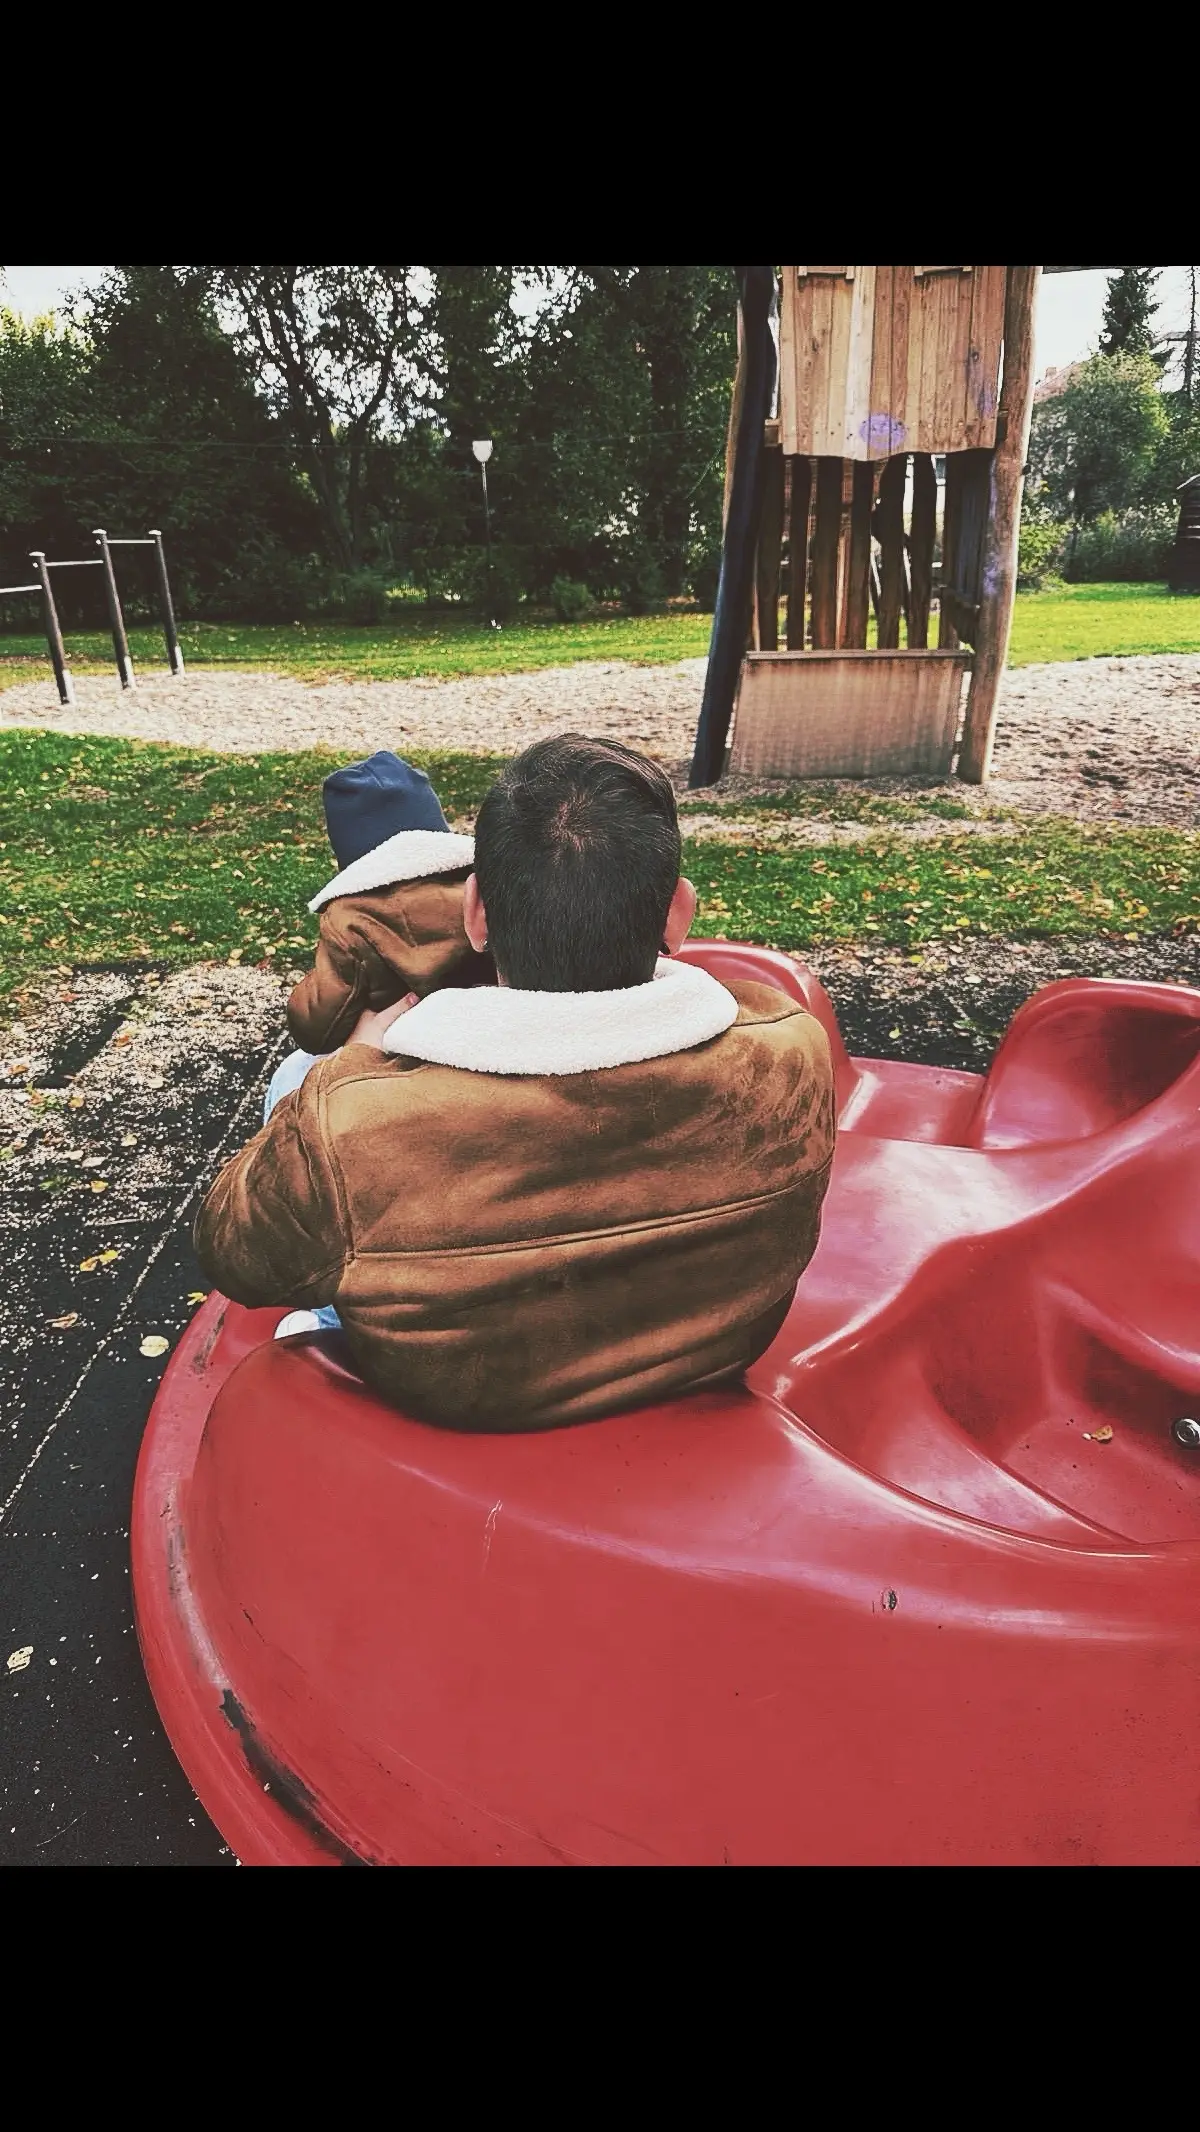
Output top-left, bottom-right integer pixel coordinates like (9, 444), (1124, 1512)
(382, 957), (739, 1076)
(309, 829), (475, 913)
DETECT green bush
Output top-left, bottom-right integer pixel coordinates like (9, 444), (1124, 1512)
(314, 570), (392, 625)
(549, 576), (595, 622)
(687, 546), (722, 610)
(618, 545), (666, 615)
(205, 542), (323, 623)
(1062, 505), (1177, 583)
(410, 545), (526, 621)
(1017, 512), (1068, 590)
(478, 548), (526, 623)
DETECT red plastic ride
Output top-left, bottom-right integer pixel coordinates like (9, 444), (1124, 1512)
(132, 943), (1200, 1866)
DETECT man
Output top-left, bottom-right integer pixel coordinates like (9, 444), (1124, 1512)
(195, 736), (835, 1430)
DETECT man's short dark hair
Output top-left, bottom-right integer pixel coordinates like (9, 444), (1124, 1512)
(473, 735), (682, 991)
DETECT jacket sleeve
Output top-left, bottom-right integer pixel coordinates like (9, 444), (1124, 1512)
(286, 920), (371, 1054)
(193, 1071), (348, 1310)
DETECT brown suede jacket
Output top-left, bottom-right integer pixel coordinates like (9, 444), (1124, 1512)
(286, 831), (491, 1053)
(287, 871), (493, 1053)
(196, 965), (836, 1433)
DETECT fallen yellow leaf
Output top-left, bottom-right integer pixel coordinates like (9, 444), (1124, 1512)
(98, 1249), (120, 1265)
(78, 1255), (99, 1272)
(6, 1647), (33, 1674)
(49, 1311), (79, 1329)
(67, 1093), (86, 1110)
(90, 1178), (109, 1193)
(140, 1335), (170, 1358)
(187, 1290), (208, 1305)
(1093, 1424), (1114, 1444)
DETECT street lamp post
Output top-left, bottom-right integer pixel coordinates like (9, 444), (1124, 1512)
(472, 439), (498, 629)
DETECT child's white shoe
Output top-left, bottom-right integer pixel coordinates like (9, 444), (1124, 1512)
(274, 1309), (323, 1340)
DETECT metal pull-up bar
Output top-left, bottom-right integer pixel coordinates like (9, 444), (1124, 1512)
(29, 551), (75, 705)
(93, 530), (135, 690)
(90, 529), (184, 679)
(0, 529), (185, 705)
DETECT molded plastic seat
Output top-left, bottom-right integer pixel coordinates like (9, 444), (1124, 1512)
(132, 944), (1200, 1866)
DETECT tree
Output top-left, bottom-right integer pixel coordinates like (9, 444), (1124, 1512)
(0, 270), (319, 623)
(0, 306), (95, 594)
(79, 267), (318, 616)
(569, 266), (733, 596)
(1154, 390), (1200, 498)
(409, 266), (540, 601)
(1099, 267), (1165, 363)
(1027, 351), (1168, 520)
(1, 263), (740, 622)
(495, 266), (733, 602)
(383, 267), (735, 610)
(207, 266), (434, 570)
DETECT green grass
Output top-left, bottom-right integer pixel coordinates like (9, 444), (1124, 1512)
(2, 729), (1197, 1011)
(2, 582), (1198, 696)
(680, 785), (986, 825)
(0, 732), (508, 1006)
(1007, 582), (1200, 666)
(684, 831), (1200, 951)
(0, 609), (714, 691)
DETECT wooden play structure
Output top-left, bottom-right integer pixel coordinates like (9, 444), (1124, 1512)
(1168, 472), (1200, 591)
(689, 264), (1043, 787)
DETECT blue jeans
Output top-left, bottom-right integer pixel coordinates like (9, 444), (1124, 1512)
(264, 1048), (342, 1332)
(264, 1047), (328, 1124)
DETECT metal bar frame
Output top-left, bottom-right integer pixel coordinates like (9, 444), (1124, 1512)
(29, 552), (74, 706)
(20, 527), (183, 697)
(149, 529), (184, 675)
(93, 528), (136, 689)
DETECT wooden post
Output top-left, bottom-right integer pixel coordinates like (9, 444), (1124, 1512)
(810, 458), (843, 647)
(876, 455), (907, 648)
(938, 451), (961, 647)
(753, 437), (785, 649)
(722, 306), (746, 531)
(956, 266), (1041, 783)
(785, 456), (811, 648)
(907, 453), (936, 647)
(842, 461), (874, 647)
(689, 268), (777, 789)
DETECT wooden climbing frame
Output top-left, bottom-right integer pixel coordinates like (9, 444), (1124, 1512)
(694, 266), (1042, 787)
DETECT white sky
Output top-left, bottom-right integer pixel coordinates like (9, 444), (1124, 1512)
(2, 264), (1197, 384)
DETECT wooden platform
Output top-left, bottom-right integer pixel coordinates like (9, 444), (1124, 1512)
(729, 649), (971, 780)
(778, 266), (1006, 461)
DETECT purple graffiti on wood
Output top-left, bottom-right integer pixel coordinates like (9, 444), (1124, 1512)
(860, 413), (907, 453)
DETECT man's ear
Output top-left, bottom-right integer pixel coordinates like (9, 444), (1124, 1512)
(463, 873), (489, 953)
(662, 877), (698, 955)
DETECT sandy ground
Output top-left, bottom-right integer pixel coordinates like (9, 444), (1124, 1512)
(2, 650), (1197, 826)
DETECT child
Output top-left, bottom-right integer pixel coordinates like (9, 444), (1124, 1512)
(267, 749), (491, 1341)
(286, 750), (489, 1056)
